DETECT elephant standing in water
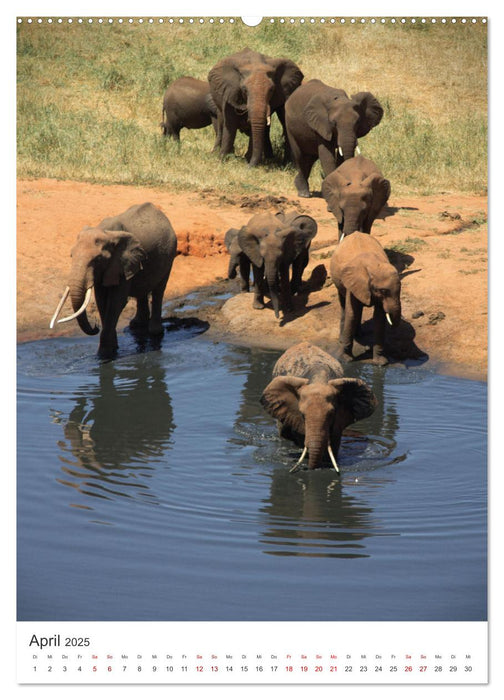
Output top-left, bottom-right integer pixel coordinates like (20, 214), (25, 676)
(208, 47), (303, 166)
(161, 76), (219, 144)
(285, 79), (384, 197)
(330, 232), (402, 365)
(50, 202), (177, 359)
(261, 342), (377, 472)
(322, 155), (391, 238)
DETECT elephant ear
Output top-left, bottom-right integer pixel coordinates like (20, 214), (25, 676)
(340, 261), (372, 306)
(321, 173), (349, 225)
(208, 61), (245, 110)
(302, 94), (333, 142)
(102, 231), (146, 286)
(329, 378), (377, 424)
(260, 375), (309, 434)
(351, 92), (384, 137)
(270, 58), (304, 101)
(284, 214), (318, 253)
(237, 226), (264, 269)
(372, 176), (391, 205)
(224, 228), (240, 252)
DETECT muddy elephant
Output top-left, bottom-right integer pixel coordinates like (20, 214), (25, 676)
(285, 79), (384, 197)
(261, 341), (377, 471)
(236, 210), (318, 319)
(161, 76), (219, 144)
(50, 202), (177, 359)
(208, 47), (303, 166)
(330, 232), (401, 365)
(322, 155), (391, 238)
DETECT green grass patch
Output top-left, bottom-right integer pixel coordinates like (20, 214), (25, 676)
(388, 237), (428, 254)
(17, 20), (487, 195)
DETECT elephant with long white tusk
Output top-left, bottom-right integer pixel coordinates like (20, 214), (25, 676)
(50, 202), (177, 359)
(261, 342), (377, 472)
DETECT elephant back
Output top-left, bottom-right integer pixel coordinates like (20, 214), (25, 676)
(272, 341), (344, 381)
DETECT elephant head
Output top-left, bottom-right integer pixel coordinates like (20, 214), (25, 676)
(208, 48), (303, 166)
(322, 169), (391, 236)
(50, 227), (146, 337)
(237, 212), (317, 318)
(341, 255), (402, 326)
(303, 89), (383, 160)
(261, 375), (377, 470)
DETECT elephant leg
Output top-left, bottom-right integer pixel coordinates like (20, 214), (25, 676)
(372, 305), (388, 365)
(290, 249), (308, 294)
(293, 153), (317, 198)
(337, 290), (361, 362)
(149, 274), (169, 336)
(130, 296), (150, 329)
(211, 116), (221, 151)
(98, 285), (129, 358)
(220, 106), (238, 157)
(338, 289), (346, 337)
(275, 105), (292, 164)
(252, 264), (265, 309)
(317, 143), (337, 179)
(239, 256), (251, 292)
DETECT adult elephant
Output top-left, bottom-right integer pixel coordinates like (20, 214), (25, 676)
(330, 232), (402, 365)
(322, 155), (391, 238)
(285, 79), (384, 197)
(261, 342), (377, 471)
(161, 76), (218, 145)
(50, 202), (177, 359)
(236, 210), (318, 319)
(208, 47), (303, 166)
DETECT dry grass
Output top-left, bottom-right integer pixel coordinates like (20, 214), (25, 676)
(17, 19), (487, 195)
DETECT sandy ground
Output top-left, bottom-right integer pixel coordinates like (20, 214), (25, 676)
(17, 178), (487, 380)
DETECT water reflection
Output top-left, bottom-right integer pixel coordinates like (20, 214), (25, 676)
(52, 355), (174, 506)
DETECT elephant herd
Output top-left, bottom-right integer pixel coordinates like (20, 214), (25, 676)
(48, 46), (410, 473)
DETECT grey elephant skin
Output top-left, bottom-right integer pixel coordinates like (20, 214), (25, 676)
(208, 47), (303, 166)
(161, 76), (218, 143)
(261, 341), (377, 471)
(330, 232), (401, 365)
(51, 202), (177, 359)
(322, 155), (391, 237)
(285, 79), (384, 197)
(235, 209), (318, 319)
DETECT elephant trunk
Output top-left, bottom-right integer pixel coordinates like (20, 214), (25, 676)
(68, 263), (99, 336)
(246, 75), (272, 167)
(342, 212), (363, 236)
(248, 110), (268, 167)
(384, 299), (402, 326)
(337, 132), (358, 161)
(266, 266), (281, 318)
(305, 415), (330, 470)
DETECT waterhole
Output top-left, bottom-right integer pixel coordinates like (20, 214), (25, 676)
(17, 324), (487, 621)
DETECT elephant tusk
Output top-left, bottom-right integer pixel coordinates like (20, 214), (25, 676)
(57, 287), (93, 324)
(289, 446), (307, 473)
(338, 146), (343, 157)
(266, 115), (271, 126)
(49, 286), (70, 329)
(355, 145), (361, 155)
(327, 444), (340, 473)
(339, 232), (345, 243)
(386, 312), (393, 326)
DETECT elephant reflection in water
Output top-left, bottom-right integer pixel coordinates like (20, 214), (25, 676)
(56, 357), (174, 502)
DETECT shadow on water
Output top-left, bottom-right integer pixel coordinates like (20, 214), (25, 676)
(52, 353), (175, 507)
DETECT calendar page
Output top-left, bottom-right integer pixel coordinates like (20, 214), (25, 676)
(14, 1), (490, 691)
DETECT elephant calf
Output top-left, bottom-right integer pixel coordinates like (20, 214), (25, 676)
(330, 232), (402, 365)
(50, 202), (178, 359)
(261, 341), (377, 471)
(230, 210), (318, 319)
(161, 76), (218, 145)
(322, 155), (391, 238)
